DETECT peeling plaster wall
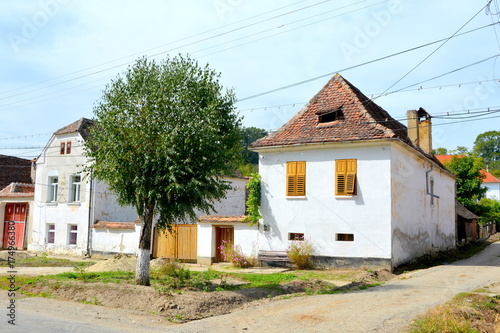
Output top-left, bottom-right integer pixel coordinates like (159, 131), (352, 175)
(257, 143), (393, 262)
(390, 144), (456, 267)
(30, 133), (91, 255)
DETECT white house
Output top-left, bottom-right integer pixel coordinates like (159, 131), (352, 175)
(250, 74), (456, 270)
(30, 118), (138, 256)
(482, 170), (500, 201)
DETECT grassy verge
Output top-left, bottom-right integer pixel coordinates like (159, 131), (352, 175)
(409, 291), (500, 333)
(0, 257), (95, 268)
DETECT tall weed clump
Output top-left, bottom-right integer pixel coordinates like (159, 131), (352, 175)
(287, 237), (315, 269)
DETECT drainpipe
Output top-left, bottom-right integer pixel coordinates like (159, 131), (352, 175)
(426, 165), (440, 201)
(86, 177), (94, 257)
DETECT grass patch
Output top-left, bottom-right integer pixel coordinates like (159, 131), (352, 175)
(0, 257), (95, 268)
(409, 291), (500, 333)
(229, 272), (298, 288)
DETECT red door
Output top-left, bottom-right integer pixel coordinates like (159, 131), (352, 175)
(3, 203), (27, 249)
(215, 226), (234, 263)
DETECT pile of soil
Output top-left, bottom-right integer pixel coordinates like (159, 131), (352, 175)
(20, 278), (344, 322)
(86, 254), (136, 272)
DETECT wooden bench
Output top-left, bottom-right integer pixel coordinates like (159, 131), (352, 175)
(257, 250), (290, 267)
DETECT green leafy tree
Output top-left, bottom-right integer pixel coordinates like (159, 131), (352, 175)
(84, 56), (241, 285)
(477, 198), (500, 228)
(444, 154), (486, 213)
(432, 147), (448, 155)
(240, 127), (268, 165)
(474, 130), (500, 177)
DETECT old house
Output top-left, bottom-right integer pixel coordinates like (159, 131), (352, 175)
(250, 74), (456, 270)
(30, 118), (138, 256)
(481, 170), (500, 201)
(0, 154), (33, 250)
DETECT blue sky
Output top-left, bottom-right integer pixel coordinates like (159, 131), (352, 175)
(1, 0), (499, 159)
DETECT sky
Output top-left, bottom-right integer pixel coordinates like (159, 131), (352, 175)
(0, 0), (499, 160)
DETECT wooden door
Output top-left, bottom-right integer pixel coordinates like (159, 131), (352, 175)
(152, 224), (198, 262)
(3, 203), (27, 249)
(215, 226), (234, 262)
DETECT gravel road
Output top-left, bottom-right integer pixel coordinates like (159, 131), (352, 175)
(1, 240), (499, 333)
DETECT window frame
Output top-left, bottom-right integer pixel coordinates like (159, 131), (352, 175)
(69, 174), (82, 202)
(335, 159), (357, 196)
(68, 225), (77, 245)
(286, 161), (306, 196)
(288, 233), (305, 241)
(47, 224), (55, 244)
(47, 176), (58, 202)
(336, 233), (354, 242)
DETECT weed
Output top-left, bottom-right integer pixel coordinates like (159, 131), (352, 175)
(218, 241), (253, 268)
(287, 237), (315, 269)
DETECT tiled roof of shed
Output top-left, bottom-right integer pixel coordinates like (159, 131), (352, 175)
(54, 118), (94, 141)
(0, 183), (34, 197)
(198, 215), (248, 224)
(0, 154), (32, 190)
(251, 74), (409, 148)
(93, 221), (136, 230)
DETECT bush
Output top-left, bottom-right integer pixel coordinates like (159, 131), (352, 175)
(151, 259), (191, 289)
(218, 240), (253, 268)
(287, 238), (315, 269)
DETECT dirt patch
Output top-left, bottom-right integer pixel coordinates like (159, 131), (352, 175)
(86, 255), (136, 273)
(19, 277), (351, 322)
(0, 251), (34, 260)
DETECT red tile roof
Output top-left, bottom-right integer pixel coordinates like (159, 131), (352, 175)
(481, 170), (500, 183)
(435, 155), (499, 183)
(54, 118), (94, 141)
(0, 154), (32, 190)
(198, 215), (248, 224)
(0, 183), (34, 197)
(93, 221), (136, 230)
(251, 74), (409, 148)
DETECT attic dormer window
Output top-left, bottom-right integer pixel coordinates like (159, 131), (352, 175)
(317, 107), (344, 124)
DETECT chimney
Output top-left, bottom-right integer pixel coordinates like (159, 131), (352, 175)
(406, 108), (432, 154)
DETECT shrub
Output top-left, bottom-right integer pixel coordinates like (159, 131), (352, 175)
(151, 259), (191, 289)
(218, 240), (253, 268)
(287, 238), (315, 269)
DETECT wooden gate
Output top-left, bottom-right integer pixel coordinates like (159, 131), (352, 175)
(2, 203), (27, 249)
(152, 224), (197, 262)
(215, 226), (234, 263)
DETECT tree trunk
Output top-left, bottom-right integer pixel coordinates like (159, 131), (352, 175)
(135, 204), (154, 286)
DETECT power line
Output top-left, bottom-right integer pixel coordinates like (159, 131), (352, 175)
(376, 2), (491, 98)
(237, 22), (500, 102)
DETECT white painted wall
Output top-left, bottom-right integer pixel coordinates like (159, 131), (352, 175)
(91, 223), (141, 255)
(92, 180), (138, 222)
(257, 142), (393, 261)
(234, 223), (259, 258)
(30, 133), (91, 255)
(390, 143), (456, 267)
(483, 182), (500, 201)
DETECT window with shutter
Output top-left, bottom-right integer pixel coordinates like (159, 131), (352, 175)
(335, 159), (357, 195)
(66, 141), (71, 154)
(60, 142), (66, 155)
(286, 161), (306, 196)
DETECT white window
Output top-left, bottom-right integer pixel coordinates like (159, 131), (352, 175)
(47, 224), (55, 244)
(68, 225), (77, 245)
(69, 175), (81, 202)
(48, 176), (58, 202)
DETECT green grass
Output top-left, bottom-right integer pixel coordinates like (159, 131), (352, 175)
(0, 257), (95, 268)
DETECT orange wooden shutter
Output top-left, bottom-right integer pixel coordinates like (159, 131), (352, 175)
(296, 161), (306, 196)
(335, 160), (347, 195)
(286, 162), (297, 196)
(345, 159), (357, 194)
(336, 159), (357, 195)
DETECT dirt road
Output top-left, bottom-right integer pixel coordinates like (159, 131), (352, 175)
(1, 241), (499, 333)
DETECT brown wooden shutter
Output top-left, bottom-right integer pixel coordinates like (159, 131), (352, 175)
(286, 162), (297, 196)
(336, 159), (357, 195)
(66, 141), (72, 154)
(296, 161), (306, 196)
(60, 142), (66, 155)
(286, 161), (306, 196)
(345, 159), (357, 194)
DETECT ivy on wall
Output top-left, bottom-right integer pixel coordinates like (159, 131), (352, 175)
(244, 173), (261, 226)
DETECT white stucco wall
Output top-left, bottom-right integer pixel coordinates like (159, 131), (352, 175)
(91, 223), (141, 255)
(390, 143), (456, 267)
(30, 133), (91, 255)
(483, 182), (500, 201)
(92, 180), (138, 223)
(257, 142), (393, 264)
